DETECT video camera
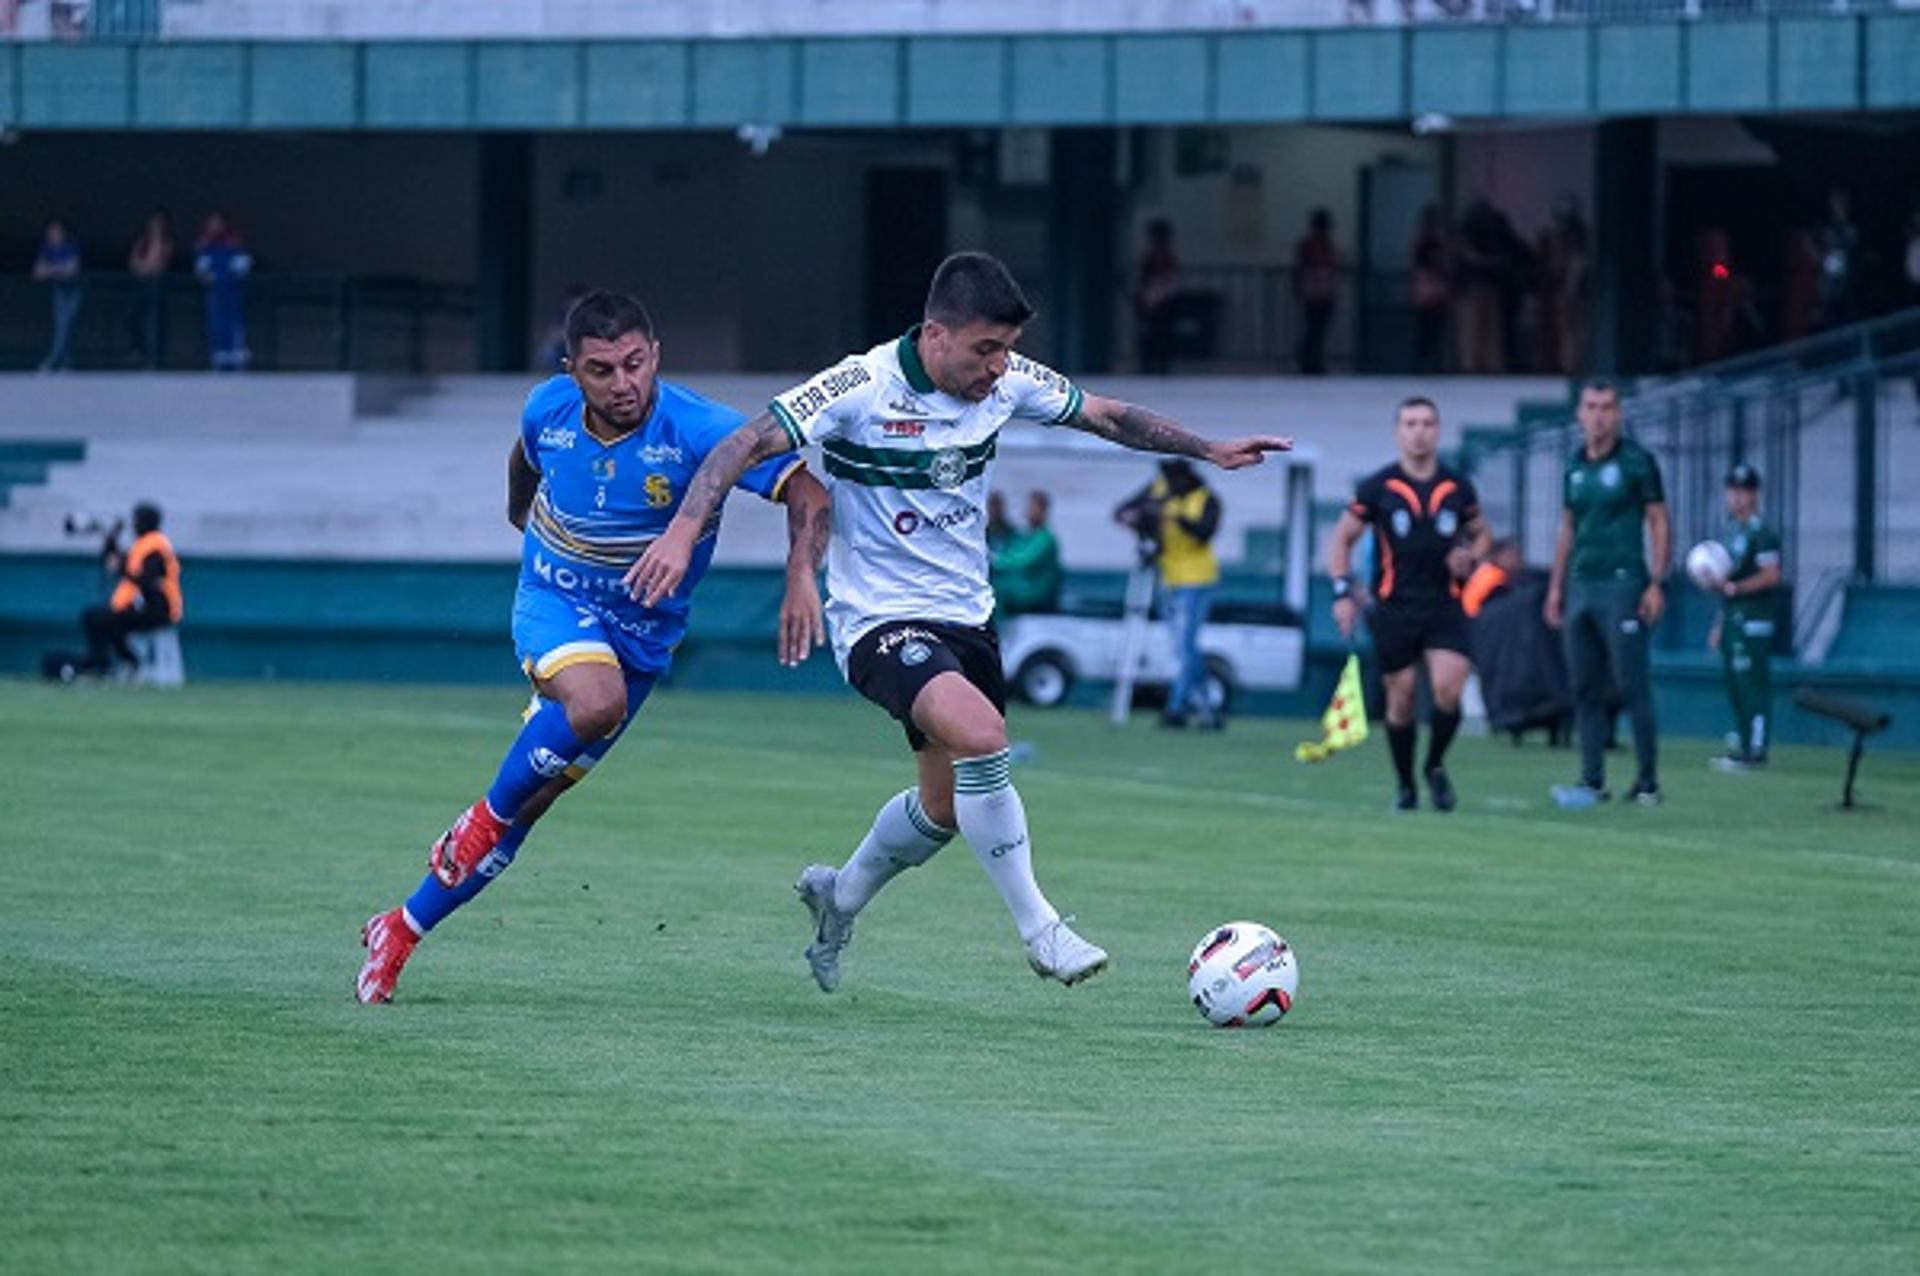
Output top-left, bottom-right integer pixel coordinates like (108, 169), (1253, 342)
(64, 513), (125, 540)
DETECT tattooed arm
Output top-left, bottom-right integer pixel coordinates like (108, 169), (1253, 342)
(777, 466), (831, 666)
(1064, 395), (1293, 470)
(623, 413), (795, 605)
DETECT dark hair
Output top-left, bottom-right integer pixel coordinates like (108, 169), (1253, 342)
(132, 502), (163, 535)
(565, 290), (655, 357)
(1396, 395), (1439, 420)
(925, 252), (1035, 328)
(1580, 378), (1619, 401)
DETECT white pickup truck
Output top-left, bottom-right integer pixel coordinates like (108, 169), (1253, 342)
(998, 596), (1306, 712)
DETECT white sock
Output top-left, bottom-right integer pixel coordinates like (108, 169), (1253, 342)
(952, 750), (1060, 942)
(833, 788), (954, 915)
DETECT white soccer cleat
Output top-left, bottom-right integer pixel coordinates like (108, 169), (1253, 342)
(1026, 917), (1109, 986)
(796, 864), (854, 993)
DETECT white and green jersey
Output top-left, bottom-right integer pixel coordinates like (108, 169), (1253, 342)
(770, 327), (1083, 668)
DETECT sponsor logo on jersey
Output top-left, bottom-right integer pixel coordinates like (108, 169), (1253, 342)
(892, 502), (980, 537)
(531, 552), (633, 597)
(539, 426), (578, 450)
(899, 640), (932, 667)
(886, 393), (929, 416)
(645, 474), (673, 508)
(639, 444), (685, 464)
(1570, 470), (1586, 487)
(1436, 509), (1459, 537)
(1391, 508), (1413, 538)
(785, 362), (872, 424)
(1601, 463), (1621, 488)
(881, 420), (927, 437)
(928, 447), (969, 491)
(591, 457), (617, 482)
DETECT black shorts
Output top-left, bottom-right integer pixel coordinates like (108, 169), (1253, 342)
(847, 619), (1006, 752)
(1368, 601), (1471, 675)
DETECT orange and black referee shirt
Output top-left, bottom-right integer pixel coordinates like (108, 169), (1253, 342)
(1349, 463), (1479, 609)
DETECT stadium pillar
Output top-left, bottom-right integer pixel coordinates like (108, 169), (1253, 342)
(477, 134), (534, 373)
(1046, 129), (1118, 374)
(1589, 120), (1656, 375)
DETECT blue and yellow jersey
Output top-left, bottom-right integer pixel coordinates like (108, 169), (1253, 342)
(516, 375), (801, 671)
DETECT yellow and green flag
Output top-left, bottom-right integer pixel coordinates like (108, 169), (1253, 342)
(1294, 654), (1369, 763)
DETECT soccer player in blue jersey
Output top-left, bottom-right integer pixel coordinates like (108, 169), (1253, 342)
(356, 291), (829, 1003)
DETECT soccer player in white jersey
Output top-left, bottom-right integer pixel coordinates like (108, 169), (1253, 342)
(627, 252), (1292, 991)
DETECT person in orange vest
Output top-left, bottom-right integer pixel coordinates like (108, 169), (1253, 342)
(77, 502), (182, 676)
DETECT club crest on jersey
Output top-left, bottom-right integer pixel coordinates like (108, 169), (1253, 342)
(1391, 508), (1413, 538)
(882, 420), (926, 438)
(1437, 509), (1459, 537)
(929, 447), (968, 491)
(590, 457), (616, 482)
(645, 474), (673, 507)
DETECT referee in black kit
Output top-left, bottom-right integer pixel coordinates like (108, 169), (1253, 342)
(1327, 397), (1491, 811)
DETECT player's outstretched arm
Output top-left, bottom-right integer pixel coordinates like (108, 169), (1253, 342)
(1065, 394), (1292, 470)
(625, 413), (793, 606)
(778, 467), (830, 666)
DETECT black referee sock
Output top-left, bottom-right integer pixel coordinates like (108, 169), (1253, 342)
(1427, 709), (1461, 774)
(1387, 723), (1417, 791)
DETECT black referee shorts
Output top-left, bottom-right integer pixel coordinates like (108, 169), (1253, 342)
(1368, 601), (1471, 676)
(846, 619), (1007, 751)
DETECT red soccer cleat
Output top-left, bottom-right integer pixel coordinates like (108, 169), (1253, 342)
(428, 798), (508, 888)
(356, 908), (419, 1004)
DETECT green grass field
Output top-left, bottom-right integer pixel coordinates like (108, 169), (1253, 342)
(3, 679), (1917, 1274)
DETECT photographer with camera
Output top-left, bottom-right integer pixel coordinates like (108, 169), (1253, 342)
(1114, 458), (1223, 729)
(42, 502), (183, 682)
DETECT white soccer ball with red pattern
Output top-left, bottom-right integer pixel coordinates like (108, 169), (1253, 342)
(1686, 539), (1734, 591)
(1187, 922), (1299, 1028)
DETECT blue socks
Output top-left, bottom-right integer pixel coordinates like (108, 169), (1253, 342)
(484, 697), (588, 821)
(403, 822), (531, 934)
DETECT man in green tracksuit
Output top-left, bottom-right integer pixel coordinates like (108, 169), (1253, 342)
(1545, 380), (1671, 808)
(1709, 463), (1782, 770)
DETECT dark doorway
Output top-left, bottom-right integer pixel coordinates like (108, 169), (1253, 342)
(866, 169), (949, 338)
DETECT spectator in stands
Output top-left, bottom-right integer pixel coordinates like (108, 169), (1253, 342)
(127, 211), (174, 368)
(32, 218), (84, 372)
(1292, 209), (1341, 375)
(1409, 203), (1451, 375)
(1780, 225), (1822, 343)
(194, 213), (253, 371)
(1817, 187), (1862, 331)
(1454, 199), (1525, 373)
(1116, 460), (1223, 730)
(41, 502), (183, 682)
(1536, 198), (1590, 376)
(992, 491), (1064, 617)
(1690, 225), (1759, 367)
(1134, 219), (1181, 375)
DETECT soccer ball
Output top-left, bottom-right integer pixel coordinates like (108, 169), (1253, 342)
(1187, 922), (1299, 1028)
(1686, 539), (1733, 591)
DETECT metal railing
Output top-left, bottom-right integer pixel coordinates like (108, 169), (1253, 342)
(1463, 308), (1920, 620)
(0, 270), (477, 372)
